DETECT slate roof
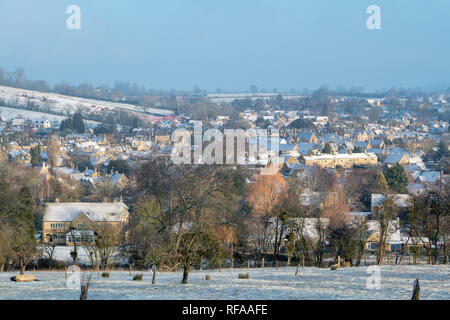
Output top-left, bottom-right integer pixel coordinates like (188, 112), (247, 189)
(383, 153), (407, 164)
(418, 171), (441, 183)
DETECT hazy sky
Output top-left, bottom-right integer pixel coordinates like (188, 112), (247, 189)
(0, 0), (449, 92)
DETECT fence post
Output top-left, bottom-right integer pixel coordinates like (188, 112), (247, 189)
(80, 285), (87, 300)
(411, 279), (420, 300)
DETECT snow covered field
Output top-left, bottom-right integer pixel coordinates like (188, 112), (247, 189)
(0, 265), (448, 300)
(0, 85), (173, 116)
(0, 106), (100, 128)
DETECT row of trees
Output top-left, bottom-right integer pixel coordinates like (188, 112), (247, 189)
(0, 157), (448, 283)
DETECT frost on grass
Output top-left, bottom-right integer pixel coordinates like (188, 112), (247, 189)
(0, 266), (448, 300)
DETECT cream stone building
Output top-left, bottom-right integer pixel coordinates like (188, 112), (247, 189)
(301, 152), (378, 168)
(42, 201), (129, 246)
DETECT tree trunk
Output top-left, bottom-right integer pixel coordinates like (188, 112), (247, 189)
(181, 265), (190, 284)
(231, 243), (234, 268)
(0, 262), (4, 272)
(376, 241), (386, 266)
(443, 238), (447, 264)
(433, 236), (438, 265)
(152, 265), (156, 284)
(19, 258), (26, 275)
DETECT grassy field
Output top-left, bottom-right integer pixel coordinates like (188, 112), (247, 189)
(0, 265), (448, 300)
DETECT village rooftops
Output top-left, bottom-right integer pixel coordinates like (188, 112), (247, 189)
(302, 152), (377, 161)
(43, 202), (129, 222)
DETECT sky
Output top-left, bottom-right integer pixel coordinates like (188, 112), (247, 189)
(0, 0), (449, 92)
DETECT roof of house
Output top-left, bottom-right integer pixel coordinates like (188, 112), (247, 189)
(383, 153), (407, 164)
(297, 132), (315, 140)
(279, 143), (297, 152)
(43, 202), (129, 222)
(297, 142), (316, 154)
(371, 194), (411, 208)
(418, 171), (441, 183)
(370, 139), (384, 148)
(366, 220), (401, 242)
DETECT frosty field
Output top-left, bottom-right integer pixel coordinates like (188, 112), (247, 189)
(0, 265), (448, 300)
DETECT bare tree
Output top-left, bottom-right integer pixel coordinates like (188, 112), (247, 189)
(376, 198), (398, 265)
(47, 134), (61, 172)
(41, 235), (56, 269)
(247, 172), (287, 264)
(80, 221), (120, 271)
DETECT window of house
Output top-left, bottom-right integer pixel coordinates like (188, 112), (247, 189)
(51, 223), (66, 229)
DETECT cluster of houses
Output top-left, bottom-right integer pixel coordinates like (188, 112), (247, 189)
(0, 94), (448, 262)
(265, 192), (436, 256)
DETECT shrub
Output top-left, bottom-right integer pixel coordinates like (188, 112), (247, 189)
(238, 273), (249, 279)
(133, 274), (143, 281)
(101, 272), (110, 278)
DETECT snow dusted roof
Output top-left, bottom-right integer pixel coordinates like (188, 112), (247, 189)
(418, 171), (441, 183)
(44, 202), (129, 222)
(367, 220), (402, 242)
(371, 194), (411, 208)
(303, 152), (377, 161)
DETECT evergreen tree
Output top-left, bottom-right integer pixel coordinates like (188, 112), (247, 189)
(385, 163), (408, 193)
(436, 141), (449, 161)
(132, 117), (141, 129)
(374, 172), (389, 192)
(288, 118), (314, 129)
(323, 143), (333, 154)
(353, 145), (363, 153)
(30, 144), (42, 166)
(59, 112), (86, 133)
